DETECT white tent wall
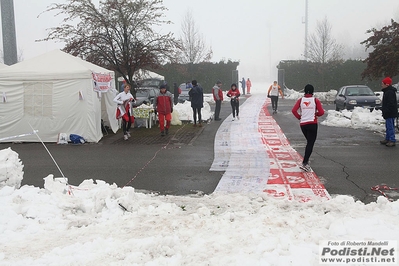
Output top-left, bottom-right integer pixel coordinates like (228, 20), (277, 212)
(0, 79), (101, 142)
(101, 89), (119, 132)
(0, 50), (118, 143)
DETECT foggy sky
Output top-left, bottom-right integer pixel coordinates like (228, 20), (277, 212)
(1, 0), (399, 82)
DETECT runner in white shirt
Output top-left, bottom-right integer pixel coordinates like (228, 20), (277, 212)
(114, 83), (135, 140)
(267, 81), (284, 114)
(291, 84), (325, 172)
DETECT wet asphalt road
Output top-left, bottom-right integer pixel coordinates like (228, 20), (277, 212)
(1, 96), (398, 203)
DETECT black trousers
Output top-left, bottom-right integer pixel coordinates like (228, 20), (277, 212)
(300, 123), (318, 164)
(122, 111), (132, 135)
(192, 107), (202, 124)
(214, 100), (221, 119)
(270, 96), (279, 111)
(230, 100), (239, 117)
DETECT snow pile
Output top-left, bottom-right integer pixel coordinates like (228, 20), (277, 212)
(321, 107), (385, 131)
(1, 173), (398, 265)
(173, 100), (213, 123)
(0, 147), (23, 189)
(284, 88), (337, 102)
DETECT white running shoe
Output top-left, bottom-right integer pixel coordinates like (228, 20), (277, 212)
(123, 135), (128, 141)
(127, 131), (131, 138)
(299, 163), (312, 172)
(232, 117), (235, 121)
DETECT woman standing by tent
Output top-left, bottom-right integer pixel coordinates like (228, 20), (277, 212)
(114, 83), (135, 140)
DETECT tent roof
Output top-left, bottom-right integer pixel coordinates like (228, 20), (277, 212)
(117, 70), (165, 82)
(0, 50), (113, 81)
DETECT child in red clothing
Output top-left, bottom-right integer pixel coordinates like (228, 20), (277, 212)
(154, 85), (174, 136)
(227, 83), (241, 121)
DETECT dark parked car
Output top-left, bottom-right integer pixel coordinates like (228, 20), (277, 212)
(334, 85), (382, 111)
(133, 87), (159, 107)
(132, 78), (165, 107)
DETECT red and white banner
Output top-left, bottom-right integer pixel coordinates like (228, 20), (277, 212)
(92, 72), (112, 92)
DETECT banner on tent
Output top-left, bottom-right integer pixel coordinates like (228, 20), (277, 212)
(92, 72), (112, 92)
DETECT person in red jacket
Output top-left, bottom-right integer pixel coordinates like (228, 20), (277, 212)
(153, 84), (174, 136)
(291, 84), (325, 172)
(246, 78), (252, 94)
(212, 81), (223, 121)
(227, 83), (241, 121)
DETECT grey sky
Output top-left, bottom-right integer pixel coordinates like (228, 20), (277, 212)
(2, 0), (399, 82)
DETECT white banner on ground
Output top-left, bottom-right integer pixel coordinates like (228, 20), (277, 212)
(211, 94), (270, 193)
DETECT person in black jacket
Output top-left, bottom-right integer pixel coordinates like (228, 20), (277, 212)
(189, 80), (204, 127)
(380, 77), (398, 147)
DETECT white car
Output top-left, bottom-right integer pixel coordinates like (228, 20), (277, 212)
(177, 82), (192, 103)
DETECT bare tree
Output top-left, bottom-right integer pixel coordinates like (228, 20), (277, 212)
(307, 17), (343, 64)
(176, 10), (212, 64)
(38, 0), (177, 89)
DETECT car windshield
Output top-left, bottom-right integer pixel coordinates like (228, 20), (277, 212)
(345, 87), (374, 96)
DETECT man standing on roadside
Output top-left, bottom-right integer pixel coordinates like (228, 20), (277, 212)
(212, 80), (223, 121)
(189, 80), (204, 127)
(240, 77), (246, 95)
(380, 77), (397, 147)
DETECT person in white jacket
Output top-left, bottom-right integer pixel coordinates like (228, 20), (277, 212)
(113, 83), (135, 140)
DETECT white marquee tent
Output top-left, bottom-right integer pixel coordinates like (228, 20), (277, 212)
(0, 50), (119, 143)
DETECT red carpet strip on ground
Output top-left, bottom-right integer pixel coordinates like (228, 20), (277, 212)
(260, 99), (331, 202)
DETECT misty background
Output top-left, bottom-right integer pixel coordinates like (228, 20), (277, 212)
(1, 0), (399, 83)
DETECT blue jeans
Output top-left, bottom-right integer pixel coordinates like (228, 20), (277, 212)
(385, 117), (396, 142)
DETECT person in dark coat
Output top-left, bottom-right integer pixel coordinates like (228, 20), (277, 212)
(240, 77), (246, 95)
(380, 77), (398, 147)
(189, 80), (204, 127)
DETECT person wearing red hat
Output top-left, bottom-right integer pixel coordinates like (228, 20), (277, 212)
(380, 77), (397, 147)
